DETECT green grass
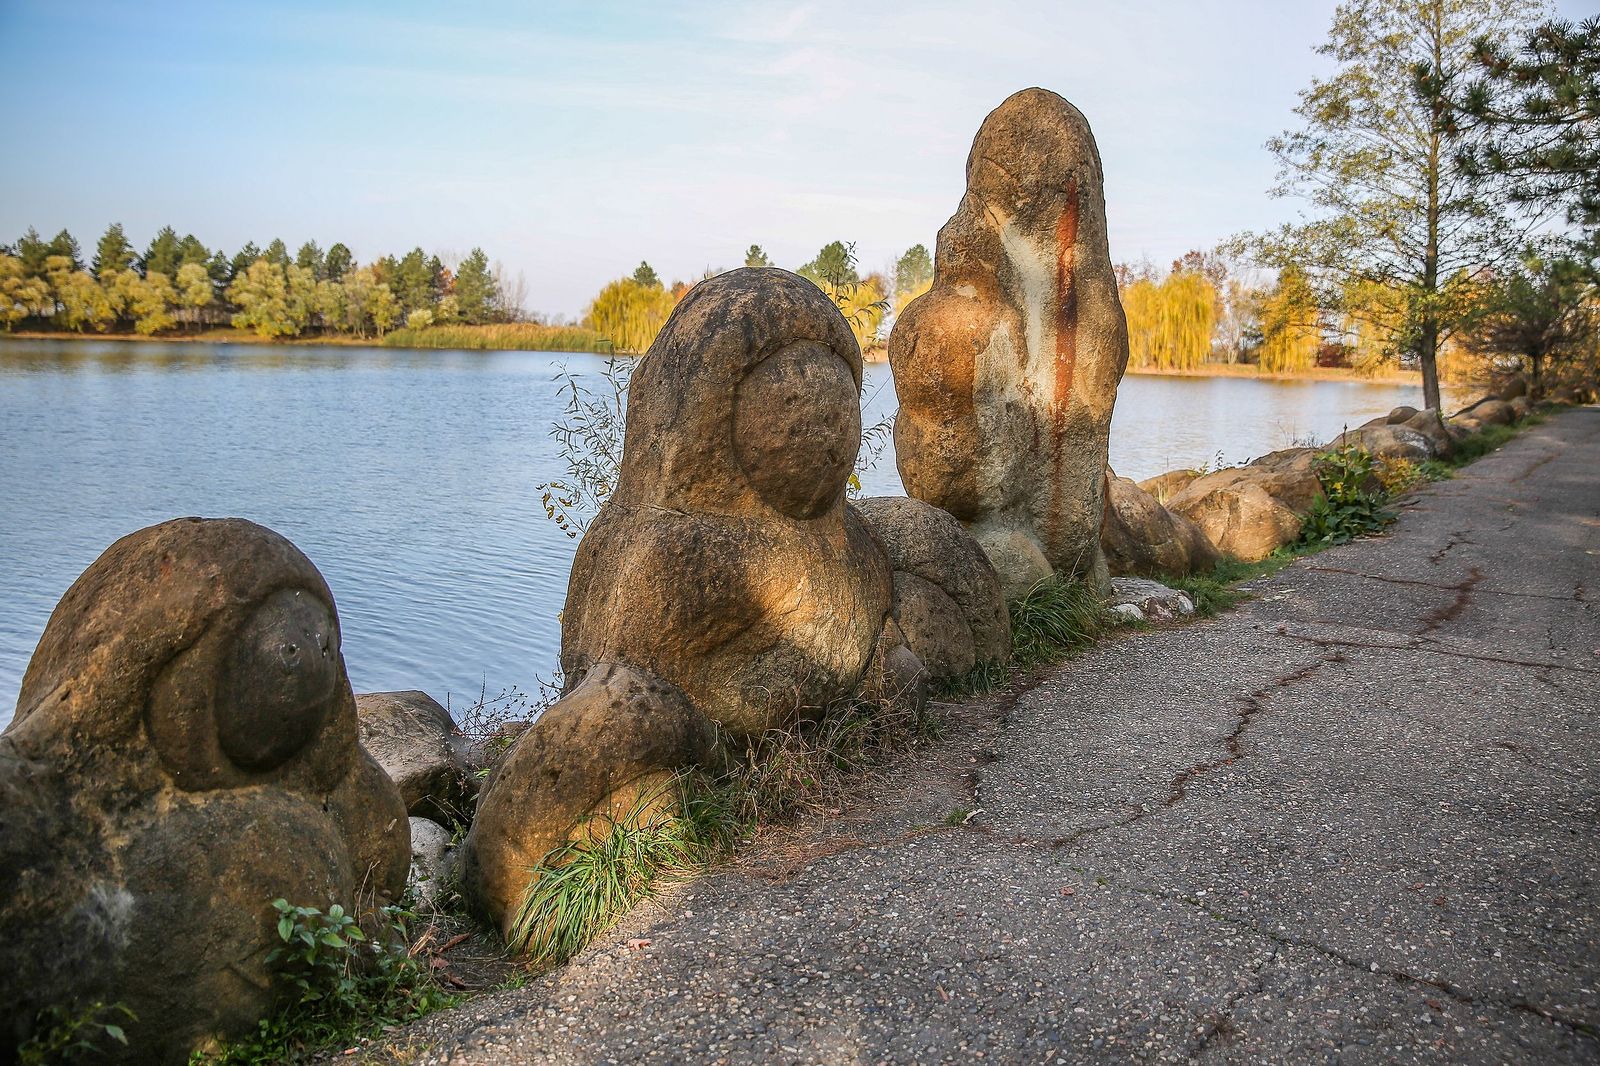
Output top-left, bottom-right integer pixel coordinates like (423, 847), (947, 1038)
(1008, 577), (1113, 668)
(507, 774), (732, 966)
(382, 322), (611, 353)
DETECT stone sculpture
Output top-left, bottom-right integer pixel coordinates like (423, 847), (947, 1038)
(558, 268), (893, 739)
(466, 269), (926, 937)
(0, 518), (409, 1062)
(889, 87), (1130, 599)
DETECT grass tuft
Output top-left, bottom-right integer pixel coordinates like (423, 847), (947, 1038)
(1008, 577), (1113, 669)
(507, 773), (731, 966)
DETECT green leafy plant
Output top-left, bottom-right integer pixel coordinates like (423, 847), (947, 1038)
(1298, 440), (1394, 546)
(196, 900), (456, 1065)
(19, 1002), (134, 1065)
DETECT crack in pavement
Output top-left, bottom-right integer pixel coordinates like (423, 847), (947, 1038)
(1304, 564), (1586, 602)
(964, 654), (1342, 852)
(1420, 566), (1484, 633)
(1090, 874), (1600, 1044)
(1284, 628), (1600, 677)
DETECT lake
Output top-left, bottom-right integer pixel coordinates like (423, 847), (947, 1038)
(0, 340), (1461, 725)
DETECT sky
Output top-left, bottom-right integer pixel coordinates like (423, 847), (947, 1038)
(3, 0), (1596, 319)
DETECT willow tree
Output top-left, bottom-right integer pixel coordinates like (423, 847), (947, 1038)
(586, 277), (677, 354)
(1121, 271), (1216, 369)
(1258, 267), (1322, 373)
(1249, 0), (1547, 409)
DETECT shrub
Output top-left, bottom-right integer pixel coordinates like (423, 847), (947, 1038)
(1298, 441), (1393, 546)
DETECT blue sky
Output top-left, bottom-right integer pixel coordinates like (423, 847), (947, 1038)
(3, 0), (1595, 318)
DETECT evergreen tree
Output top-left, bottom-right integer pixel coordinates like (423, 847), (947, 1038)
(1431, 15), (1600, 270)
(454, 247), (495, 324)
(176, 234), (209, 268)
(142, 226), (181, 279)
(228, 242), (260, 283)
(743, 244), (773, 268)
(631, 260), (662, 288)
(295, 240), (326, 280)
(92, 223), (136, 279)
(324, 242), (353, 282)
(263, 238), (290, 267)
(15, 228), (48, 276)
(894, 244), (933, 295)
(798, 241), (860, 289)
(393, 248), (434, 312)
(46, 229), (82, 272)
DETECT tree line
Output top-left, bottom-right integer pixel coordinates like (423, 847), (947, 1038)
(0, 224), (525, 339)
(579, 240), (934, 355)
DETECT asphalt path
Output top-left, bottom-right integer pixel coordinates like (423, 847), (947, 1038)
(391, 407), (1599, 1065)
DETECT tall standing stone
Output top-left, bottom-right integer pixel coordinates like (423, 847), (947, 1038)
(889, 87), (1129, 599)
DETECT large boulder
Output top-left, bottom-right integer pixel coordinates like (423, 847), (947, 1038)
(1335, 423), (1436, 463)
(1138, 469), (1201, 504)
(560, 269), (893, 739)
(1161, 447), (1327, 561)
(1100, 471), (1221, 579)
(461, 664), (716, 941)
(888, 87), (1129, 599)
(1497, 373), (1528, 401)
(1459, 396), (1516, 426)
(356, 689), (474, 824)
(851, 496), (1010, 681)
(0, 519), (409, 1062)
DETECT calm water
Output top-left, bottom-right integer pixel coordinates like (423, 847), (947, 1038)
(0, 340), (1458, 725)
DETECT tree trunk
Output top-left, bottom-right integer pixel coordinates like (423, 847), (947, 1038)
(1419, 318), (1441, 411)
(1529, 352), (1542, 396)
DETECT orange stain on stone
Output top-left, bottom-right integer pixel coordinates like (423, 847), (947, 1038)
(1053, 180), (1080, 417)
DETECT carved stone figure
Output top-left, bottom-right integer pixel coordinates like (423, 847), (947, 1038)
(466, 269), (909, 937)
(0, 518), (409, 1062)
(889, 87), (1130, 599)
(559, 268), (893, 738)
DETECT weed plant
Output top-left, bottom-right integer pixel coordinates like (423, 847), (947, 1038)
(195, 901), (457, 1065)
(1298, 440), (1394, 546)
(18, 1002), (133, 1064)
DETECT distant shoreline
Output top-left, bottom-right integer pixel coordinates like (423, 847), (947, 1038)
(1, 332), (1473, 388)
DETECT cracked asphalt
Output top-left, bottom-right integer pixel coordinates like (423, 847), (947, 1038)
(387, 408), (1599, 1065)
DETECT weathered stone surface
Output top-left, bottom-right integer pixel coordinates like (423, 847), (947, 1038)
(1509, 395), (1532, 421)
(851, 495), (1011, 677)
(1163, 448), (1325, 561)
(1335, 424), (1437, 463)
(461, 663), (716, 940)
(0, 518), (408, 1062)
(888, 87), (1129, 598)
(561, 269), (892, 739)
(1462, 397), (1517, 426)
(408, 816), (455, 908)
(857, 616), (930, 712)
(1497, 373), (1528, 401)
(1100, 471), (1221, 579)
(1108, 576), (1196, 622)
(1138, 469), (1202, 504)
(356, 689), (474, 824)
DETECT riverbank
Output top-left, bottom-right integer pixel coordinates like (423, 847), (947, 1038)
(1, 323), (612, 354)
(1127, 362), (1454, 386)
(0, 332), (1483, 387)
(378, 405), (1599, 1064)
